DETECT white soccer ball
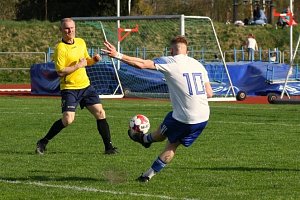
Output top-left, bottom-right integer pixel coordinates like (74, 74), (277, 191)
(129, 114), (150, 134)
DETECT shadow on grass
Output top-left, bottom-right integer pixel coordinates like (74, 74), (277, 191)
(177, 166), (300, 172)
(0, 176), (104, 182)
(0, 150), (101, 155)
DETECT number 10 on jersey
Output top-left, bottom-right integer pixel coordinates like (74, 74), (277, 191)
(183, 73), (205, 95)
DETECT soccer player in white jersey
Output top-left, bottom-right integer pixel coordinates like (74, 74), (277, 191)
(103, 35), (213, 182)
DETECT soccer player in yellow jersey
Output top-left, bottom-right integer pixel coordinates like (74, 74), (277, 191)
(35, 18), (118, 155)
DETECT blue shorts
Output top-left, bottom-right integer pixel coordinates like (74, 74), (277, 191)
(160, 112), (208, 147)
(60, 85), (100, 113)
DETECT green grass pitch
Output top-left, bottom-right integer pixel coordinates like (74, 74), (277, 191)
(0, 96), (299, 199)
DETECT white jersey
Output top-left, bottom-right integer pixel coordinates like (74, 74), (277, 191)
(154, 54), (210, 124)
(247, 38), (257, 50)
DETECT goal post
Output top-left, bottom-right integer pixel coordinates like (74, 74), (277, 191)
(267, 0), (300, 104)
(73, 15), (236, 101)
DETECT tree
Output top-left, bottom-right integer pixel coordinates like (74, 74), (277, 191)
(15, 0), (130, 21)
(0, 0), (18, 20)
(2, 0), (298, 23)
(131, 0), (153, 15)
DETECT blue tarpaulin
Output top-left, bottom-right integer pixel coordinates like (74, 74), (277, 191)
(30, 63), (60, 95)
(30, 62), (300, 96)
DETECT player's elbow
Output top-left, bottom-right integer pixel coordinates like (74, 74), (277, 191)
(56, 70), (69, 77)
(136, 60), (155, 69)
(205, 83), (213, 98)
(57, 71), (65, 77)
(207, 91), (213, 98)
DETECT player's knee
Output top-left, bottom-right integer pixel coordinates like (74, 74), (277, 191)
(62, 118), (73, 127)
(62, 115), (75, 126)
(96, 109), (106, 119)
(161, 152), (175, 164)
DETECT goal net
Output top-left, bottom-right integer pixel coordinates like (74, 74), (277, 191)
(73, 15), (236, 100)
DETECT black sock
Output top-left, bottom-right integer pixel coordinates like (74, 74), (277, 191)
(97, 119), (113, 150)
(42, 119), (65, 142)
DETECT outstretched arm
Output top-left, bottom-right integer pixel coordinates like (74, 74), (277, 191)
(102, 41), (156, 70)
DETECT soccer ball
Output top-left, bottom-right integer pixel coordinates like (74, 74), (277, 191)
(129, 114), (150, 134)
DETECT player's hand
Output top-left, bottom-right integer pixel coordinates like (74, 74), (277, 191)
(102, 41), (118, 58)
(93, 54), (101, 62)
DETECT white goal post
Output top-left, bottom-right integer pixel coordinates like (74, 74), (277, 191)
(73, 15), (236, 101)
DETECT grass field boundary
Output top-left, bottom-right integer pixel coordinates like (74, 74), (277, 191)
(1, 97), (300, 199)
(0, 179), (199, 200)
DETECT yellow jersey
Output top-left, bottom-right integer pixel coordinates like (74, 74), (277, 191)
(54, 38), (91, 90)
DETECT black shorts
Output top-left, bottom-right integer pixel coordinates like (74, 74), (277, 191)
(60, 85), (100, 113)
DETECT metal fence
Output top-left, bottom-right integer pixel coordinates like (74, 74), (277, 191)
(0, 52), (47, 83)
(46, 47), (289, 63)
(0, 47), (298, 83)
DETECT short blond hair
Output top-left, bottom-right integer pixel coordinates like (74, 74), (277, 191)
(61, 18), (74, 24)
(60, 18), (75, 29)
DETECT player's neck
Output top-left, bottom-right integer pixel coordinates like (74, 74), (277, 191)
(62, 38), (74, 45)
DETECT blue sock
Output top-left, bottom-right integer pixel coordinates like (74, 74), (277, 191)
(151, 157), (167, 173)
(145, 134), (153, 143)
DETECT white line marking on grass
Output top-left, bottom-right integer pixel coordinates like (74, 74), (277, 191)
(0, 179), (199, 200)
(211, 105), (279, 110)
(213, 120), (300, 127)
(0, 111), (57, 115)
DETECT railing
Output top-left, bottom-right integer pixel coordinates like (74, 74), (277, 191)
(47, 47), (168, 62)
(266, 64), (300, 84)
(1, 49), (299, 84)
(0, 51), (47, 83)
(0, 48), (295, 69)
(223, 47), (282, 63)
(0, 51), (47, 66)
(46, 47), (287, 64)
